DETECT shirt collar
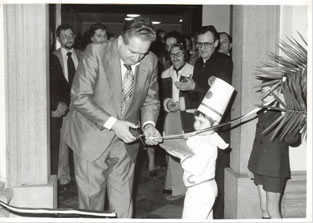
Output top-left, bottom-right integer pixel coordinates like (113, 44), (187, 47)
(173, 62), (186, 73)
(61, 47), (74, 56)
(120, 59), (140, 69)
(201, 50), (217, 64)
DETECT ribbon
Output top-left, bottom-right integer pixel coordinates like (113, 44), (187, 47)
(151, 107), (261, 140)
(0, 200), (116, 218)
(137, 100), (275, 141)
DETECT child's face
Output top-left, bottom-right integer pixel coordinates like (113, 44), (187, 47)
(193, 114), (212, 130)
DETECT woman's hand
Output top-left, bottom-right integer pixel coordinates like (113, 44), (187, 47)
(165, 99), (180, 112)
(247, 170), (254, 180)
(174, 77), (195, 91)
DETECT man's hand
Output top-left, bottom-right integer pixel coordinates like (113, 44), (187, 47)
(174, 78), (195, 91)
(51, 102), (68, 118)
(112, 120), (138, 143)
(143, 124), (162, 145)
(208, 76), (216, 87)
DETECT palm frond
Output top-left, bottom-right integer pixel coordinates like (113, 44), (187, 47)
(256, 105), (286, 112)
(260, 79), (280, 88)
(255, 32), (307, 141)
(261, 114), (284, 135)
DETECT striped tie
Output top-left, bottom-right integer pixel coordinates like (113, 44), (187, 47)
(121, 64), (134, 114)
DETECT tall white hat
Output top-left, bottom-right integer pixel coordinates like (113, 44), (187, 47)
(197, 77), (235, 124)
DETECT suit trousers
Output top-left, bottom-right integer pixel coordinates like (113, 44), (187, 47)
(58, 117), (72, 184)
(50, 117), (62, 175)
(73, 137), (135, 218)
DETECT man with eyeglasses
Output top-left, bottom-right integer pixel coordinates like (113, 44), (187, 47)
(61, 17), (161, 218)
(175, 25), (233, 219)
(50, 24), (83, 193)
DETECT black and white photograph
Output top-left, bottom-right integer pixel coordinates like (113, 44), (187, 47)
(0, 0), (311, 222)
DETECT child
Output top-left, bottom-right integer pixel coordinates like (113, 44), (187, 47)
(163, 78), (235, 219)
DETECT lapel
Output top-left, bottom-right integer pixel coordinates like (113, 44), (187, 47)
(53, 49), (65, 74)
(104, 40), (122, 117)
(74, 49), (82, 61)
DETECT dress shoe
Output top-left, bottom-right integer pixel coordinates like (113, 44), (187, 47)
(149, 170), (158, 178)
(165, 194), (184, 201)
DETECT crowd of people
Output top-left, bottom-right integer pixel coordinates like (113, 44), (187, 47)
(49, 16), (294, 219)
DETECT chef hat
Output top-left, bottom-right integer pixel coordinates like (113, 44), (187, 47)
(197, 77), (235, 125)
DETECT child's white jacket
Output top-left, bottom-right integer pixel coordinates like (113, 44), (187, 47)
(180, 133), (229, 187)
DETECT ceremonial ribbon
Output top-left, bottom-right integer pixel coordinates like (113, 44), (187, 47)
(0, 200), (116, 218)
(137, 100), (275, 141)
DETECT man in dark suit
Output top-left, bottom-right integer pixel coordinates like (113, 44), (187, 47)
(50, 24), (83, 190)
(50, 54), (69, 176)
(175, 25), (233, 219)
(61, 17), (162, 218)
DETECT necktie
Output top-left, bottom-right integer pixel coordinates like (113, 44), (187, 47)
(121, 64), (134, 114)
(173, 63), (185, 80)
(67, 52), (75, 87)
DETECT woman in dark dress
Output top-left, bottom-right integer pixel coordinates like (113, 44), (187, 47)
(248, 86), (300, 219)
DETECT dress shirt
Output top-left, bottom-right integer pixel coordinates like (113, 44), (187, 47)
(104, 60), (155, 130)
(61, 47), (79, 82)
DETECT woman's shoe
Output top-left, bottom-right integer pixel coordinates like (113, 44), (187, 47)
(149, 170), (158, 178)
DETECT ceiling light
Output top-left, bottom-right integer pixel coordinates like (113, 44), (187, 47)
(152, 21), (161, 25)
(179, 19), (183, 23)
(127, 14), (140, 18)
(125, 17), (134, 21)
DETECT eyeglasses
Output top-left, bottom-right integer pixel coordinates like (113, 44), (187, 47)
(170, 51), (184, 58)
(196, 41), (215, 48)
(94, 33), (107, 38)
(60, 34), (76, 40)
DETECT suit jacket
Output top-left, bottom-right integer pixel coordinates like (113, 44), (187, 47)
(50, 48), (83, 110)
(53, 48), (84, 79)
(61, 39), (160, 162)
(50, 53), (69, 111)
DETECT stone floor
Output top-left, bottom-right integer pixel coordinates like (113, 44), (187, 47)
(58, 148), (185, 219)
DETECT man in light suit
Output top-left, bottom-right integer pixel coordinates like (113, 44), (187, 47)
(51, 24), (83, 190)
(61, 17), (162, 218)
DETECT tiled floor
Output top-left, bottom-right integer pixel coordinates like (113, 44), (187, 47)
(58, 149), (184, 219)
